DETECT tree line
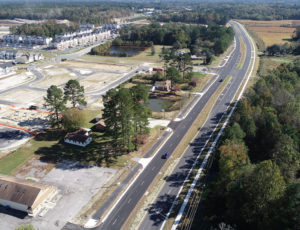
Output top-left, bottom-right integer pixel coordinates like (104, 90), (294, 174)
(156, 2), (300, 25)
(0, 2), (133, 26)
(202, 60), (300, 230)
(266, 27), (300, 56)
(10, 20), (79, 38)
(118, 22), (234, 57)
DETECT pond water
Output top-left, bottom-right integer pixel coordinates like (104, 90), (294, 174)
(110, 46), (145, 56)
(147, 98), (171, 112)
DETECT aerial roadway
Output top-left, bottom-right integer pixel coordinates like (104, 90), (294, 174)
(63, 20), (255, 230)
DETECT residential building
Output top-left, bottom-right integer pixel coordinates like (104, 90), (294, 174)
(1, 35), (52, 48)
(154, 80), (172, 91)
(0, 62), (14, 76)
(51, 29), (111, 51)
(64, 128), (92, 147)
(0, 174), (57, 216)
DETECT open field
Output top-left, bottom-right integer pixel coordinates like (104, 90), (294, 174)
(0, 72), (33, 91)
(34, 67), (77, 88)
(80, 72), (122, 92)
(239, 20), (300, 46)
(0, 89), (45, 106)
(58, 60), (133, 73)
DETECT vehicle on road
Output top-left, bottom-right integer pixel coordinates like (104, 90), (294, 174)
(162, 152), (170, 159)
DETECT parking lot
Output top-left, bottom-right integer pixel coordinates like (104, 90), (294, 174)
(0, 126), (30, 152)
(0, 160), (116, 230)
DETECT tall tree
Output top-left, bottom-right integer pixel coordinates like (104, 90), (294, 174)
(130, 84), (150, 149)
(61, 108), (86, 131)
(64, 80), (87, 108)
(44, 85), (66, 127)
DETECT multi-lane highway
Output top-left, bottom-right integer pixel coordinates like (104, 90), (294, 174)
(89, 20), (255, 230)
(139, 21), (255, 230)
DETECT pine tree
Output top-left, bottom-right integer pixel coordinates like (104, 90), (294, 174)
(64, 80), (86, 108)
(44, 85), (66, 127)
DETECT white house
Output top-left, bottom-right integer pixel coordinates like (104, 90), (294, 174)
(64, 128), (92, 147)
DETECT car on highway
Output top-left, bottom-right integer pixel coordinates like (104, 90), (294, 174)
(219, 79), (223, 82)
(162, 152), (170, 159)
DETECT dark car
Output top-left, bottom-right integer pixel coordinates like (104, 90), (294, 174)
(162, 152), (170, 159)
(29, 105), (38, 110)
(219, 79), (223, 82)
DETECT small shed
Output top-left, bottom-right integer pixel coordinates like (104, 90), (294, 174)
(91, 120), (106, 132)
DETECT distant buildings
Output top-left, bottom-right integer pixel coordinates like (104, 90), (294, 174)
(64, 128), (92, 147)
(1, 35), (52, 49)
(0, 23), (122, 51)
(0, 62), (15, 76)
(0, 174), (57, 216)
(51, 28), (111, 51)
(0, 50), (44, 64)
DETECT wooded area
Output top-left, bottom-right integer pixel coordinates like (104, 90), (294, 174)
(0, 2), (133, 25)
(10, 20), (79, 38)
(202, 60), (300, 230)
(157, 2), (300, 25)
(117, 22), (234, 56)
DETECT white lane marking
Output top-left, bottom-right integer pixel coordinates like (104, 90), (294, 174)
(112, 218), (118, 225)
(141, 181), (145, 186)
(167, 189), (173, 195)
(128, 198), (132, 204)
(152, 166), (156, 171)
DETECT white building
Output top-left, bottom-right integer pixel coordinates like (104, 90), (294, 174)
(2, 35), (52, 47)
(0, 174), (56, 216)
(64, 128), (92, 147)
(0, 62), (14, 76)
(51, 29), (111, 51)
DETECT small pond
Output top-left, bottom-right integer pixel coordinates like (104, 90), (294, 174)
(110, 46), (146, 56)
(147, 98), (172, 112)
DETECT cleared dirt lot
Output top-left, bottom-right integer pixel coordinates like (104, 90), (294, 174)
(59, 60), (133, 73)
(80, 72), (122, 92)
(0, 160), (116, 230)
(0, 72), (33, 91)
(33, 67), (77, 88)
(0, 89), (45, 106)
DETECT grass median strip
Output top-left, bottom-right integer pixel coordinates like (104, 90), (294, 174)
(237, 35), (246, 70)
(124, 76), (231, 230)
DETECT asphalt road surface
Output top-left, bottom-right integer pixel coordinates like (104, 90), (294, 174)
(93, 21), (254, 230)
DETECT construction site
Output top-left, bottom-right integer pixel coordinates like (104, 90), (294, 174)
(0, 56), (140, 151)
